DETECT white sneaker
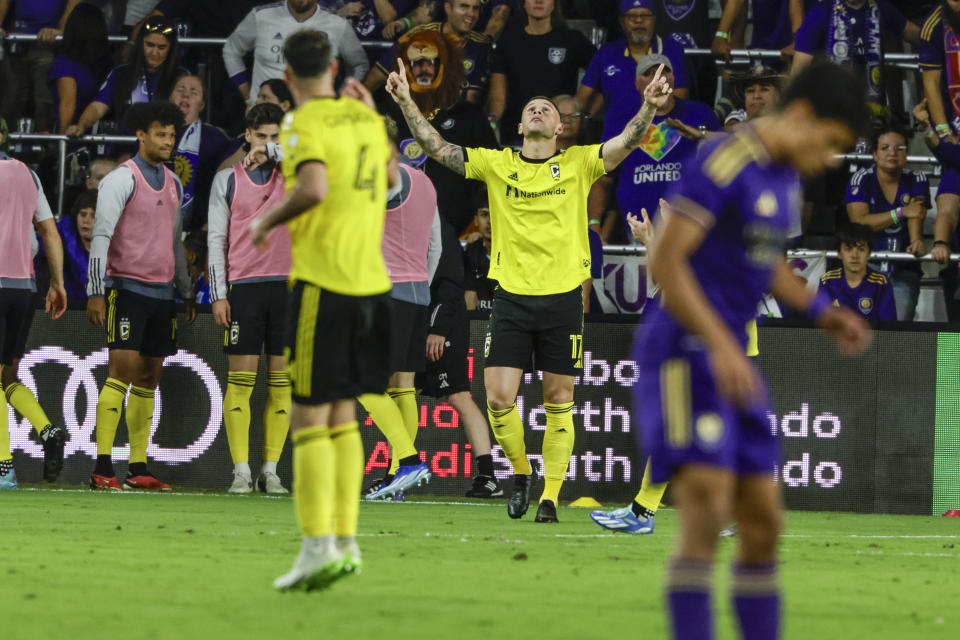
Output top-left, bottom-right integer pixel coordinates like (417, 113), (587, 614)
(228, 470), (253, 494)
(258, 470), (289, 494)
(335, 536), (363, 575)
(273, 536), (345, 591)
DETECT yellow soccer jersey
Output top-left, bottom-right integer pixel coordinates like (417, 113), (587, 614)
(463, 144), (607, 296)
(280, 97), (392, 296)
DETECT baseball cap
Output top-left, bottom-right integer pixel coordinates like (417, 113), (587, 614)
(635, 53), (672, 77)
(620, 0), (654, 15)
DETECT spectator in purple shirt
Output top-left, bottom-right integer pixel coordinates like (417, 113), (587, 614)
(320, 0), (432, 41)
(792, 0), (920, 110)
(48, 3), (111, 133)
(819, 224), (898, 324)
(59, 189), (97, 304)
(0, 0), (82, 132)
(845, 126), (929, 320)
(66, 17), (186, 137)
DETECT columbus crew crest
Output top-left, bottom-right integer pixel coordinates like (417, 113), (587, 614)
(119, 319), (131, 341)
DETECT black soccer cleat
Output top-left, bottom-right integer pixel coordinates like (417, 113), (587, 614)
(534, 499), (559, 523)
(507, 473), (532, 519)
(40, 424), (67, 482)
(465, 475), (503, 498)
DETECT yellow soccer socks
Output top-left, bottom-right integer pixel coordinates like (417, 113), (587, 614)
(359, 393), (419, 472)
(0, 386), (12, 471)
(541, 402), (574, 505)
(4, 381), (52, 435)
(263, 371), (291, 465)
(633, 458), (668, 518)
(94, 377), (127, 475)
(224, 371), (256, 467)
(329, 421), (362, 537)
(126, 386), (155, 467)
(292, 425), (334, 537)
(487, 403), (531, 476)
(386, 387), (418, 474)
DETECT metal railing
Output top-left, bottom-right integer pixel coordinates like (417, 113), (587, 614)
(602, 246), (960, 263)
(1, 33), (923, 68)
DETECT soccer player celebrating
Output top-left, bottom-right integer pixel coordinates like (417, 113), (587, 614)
(386, 57), (672, 522)
(208, 102), (292, 495)
(637, 61), (871, 639)
(249, 30), (408, 591)
(87, 101), (195, 491)
(0, 123), (68, 489)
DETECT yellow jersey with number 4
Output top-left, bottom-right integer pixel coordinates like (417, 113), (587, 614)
(463, 144), (607, 296)
(280, 97), (392, 296)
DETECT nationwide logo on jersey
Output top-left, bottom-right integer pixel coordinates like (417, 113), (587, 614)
(859, 297), (873, 313)
(638, 121), (682, 161)
(548, 47), (567, 64)
(119, 319), (130, 341)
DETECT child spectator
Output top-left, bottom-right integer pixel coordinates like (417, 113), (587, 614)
(819, 224), (897, 324)
(59, 189), (97, 304)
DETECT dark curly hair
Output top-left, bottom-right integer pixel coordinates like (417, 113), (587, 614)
(124, 100), (185, 134)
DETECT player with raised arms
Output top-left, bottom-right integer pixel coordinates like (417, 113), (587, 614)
(637, 60), (872, 639)
(386, 56), (671, 522)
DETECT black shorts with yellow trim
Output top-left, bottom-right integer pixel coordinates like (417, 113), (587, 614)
(286, 281), (392, 406)
(0, 288), (36, 365)
(484, 286), (584, 376)
(105, 288), (177, 358)
(416, 310), (470, 398)
(389, 297), (429, 373)
(223, 280), (289, 356)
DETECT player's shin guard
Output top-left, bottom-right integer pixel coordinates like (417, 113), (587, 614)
(386, 387), (418, 474)
(540, 401), (574, 504)
(666, 558), (714, 640)
(126, 386), (155, 464)
(224, 372), (255, 464)
(732, 563), (780, 640)
(95, 378), (128, 458)
(487, 403), (531, 476)
(635, 458), (668, 515)
(330, 421), (362, 537)
(358, 393), (418, 463)
(292, 425), (334, 537)
(263, 371), (291, 462)
(0, 386), (12, 462)
(4, 382), (52, 435)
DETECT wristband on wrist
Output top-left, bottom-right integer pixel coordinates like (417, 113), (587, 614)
(939, 129), (951, 140)
(936, 123), (951, 132)
(589, 219), (601, 225)
(401, 17), (411, 30)
(487, 113), (499, 123)
(935, 240), (950, 248)
(926, 128), (937, 140)
(891, 208), (903, 223)
(807, 290), (833, 320)
(715, 31), (729, 39)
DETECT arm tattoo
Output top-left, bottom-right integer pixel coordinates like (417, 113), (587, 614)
(621, 104), (657, 149)
(400, 101), (466, 176)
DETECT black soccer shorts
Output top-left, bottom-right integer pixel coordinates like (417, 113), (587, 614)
(286, 281), (392, 405)
(484, 286), (583, 376)
(389, 296), (429, 374)
(416, 311), (470, 398)
(223, 280), (288, 356)
(0, 289), (36, 365)
(105, 288), (177, 358)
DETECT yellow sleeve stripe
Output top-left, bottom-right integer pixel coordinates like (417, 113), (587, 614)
(823, 268), (842, 276)
(703, 136), (766, 188)
(922, 7), (942, 41)
(867, 274), (888, 284)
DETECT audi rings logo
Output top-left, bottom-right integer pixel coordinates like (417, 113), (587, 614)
(9, 347), (223, 464)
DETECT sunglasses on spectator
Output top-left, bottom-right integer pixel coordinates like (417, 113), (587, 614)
(144, 21), (176, 36)
(559, 112), (582, 122)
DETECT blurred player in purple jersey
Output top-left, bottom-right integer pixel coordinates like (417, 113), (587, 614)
(636, 61), (872, 640)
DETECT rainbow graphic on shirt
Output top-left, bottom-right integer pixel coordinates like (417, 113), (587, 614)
(638, 121), (682, 161)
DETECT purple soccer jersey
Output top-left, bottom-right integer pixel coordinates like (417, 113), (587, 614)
(632, 127), (799, 483)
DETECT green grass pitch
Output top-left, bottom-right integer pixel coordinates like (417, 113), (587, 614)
(2, 488), (959, 640)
